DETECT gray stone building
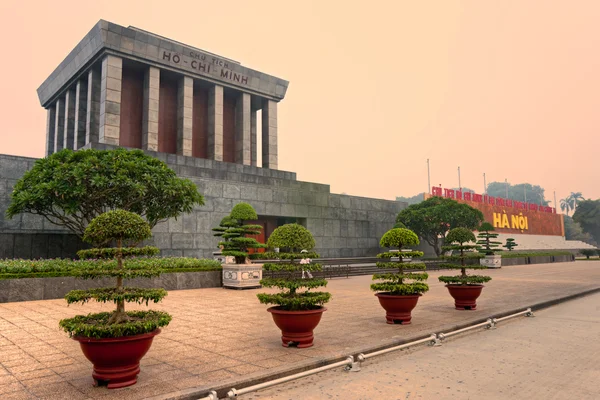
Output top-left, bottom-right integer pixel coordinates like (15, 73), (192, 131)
(0, 20), (405, 259)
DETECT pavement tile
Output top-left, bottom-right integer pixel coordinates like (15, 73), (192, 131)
(0, 262), (597, 399)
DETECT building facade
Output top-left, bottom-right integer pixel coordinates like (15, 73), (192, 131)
(0, 20), (404, 259)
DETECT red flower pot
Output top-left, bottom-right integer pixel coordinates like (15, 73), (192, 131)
(375, 293), (421, 324)
(445, 285), (484, 310)
(74, 329), (160, 389)
(267, 307), (326, 348)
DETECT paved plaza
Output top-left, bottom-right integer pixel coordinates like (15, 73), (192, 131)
(0, 261), (598, 400)
(243, 289), (600, 400)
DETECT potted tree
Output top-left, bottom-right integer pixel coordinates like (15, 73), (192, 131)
(218, 203), (266, 289)
(212, 216), (237, 264)
(439, 227), (491, 310)
(257, 224), (330, 348)
(476, 222), (502, 268)
(371, 228), (429, 324)
(503, 238), (518, 252)
(59, 210), (171, 389)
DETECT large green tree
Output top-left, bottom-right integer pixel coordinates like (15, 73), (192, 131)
(573, 199), (600, 244)
(396, 197), (484, 256)
(563, 215), (596, 245)
(486, 182), (549, 205)
(6, 148), (204, 238)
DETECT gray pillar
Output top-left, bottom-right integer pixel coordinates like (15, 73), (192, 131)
(142, 66), (160, 151)
(86, 68), (101, 145)
(262, 100), (278, 169)
(54, 98), (65, 153)
(99, 55), (122, 145)
(235, 93), (251, 165)
(74, 79), (88, 150)
(45, 106), (56, 157)
(63, 88), (76, 150)
(208, 85), (224, 161)
(250, 109), (257, 167)
(177, 76), (193, 156)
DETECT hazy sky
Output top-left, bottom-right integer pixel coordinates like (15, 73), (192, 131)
(1, 1), (598, 207)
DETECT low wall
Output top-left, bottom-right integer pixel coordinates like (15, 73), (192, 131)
(501, 254), (574, 266)
(0, 270), (222, 303)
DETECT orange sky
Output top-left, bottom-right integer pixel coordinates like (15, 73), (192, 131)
(1, 1), (598, 207)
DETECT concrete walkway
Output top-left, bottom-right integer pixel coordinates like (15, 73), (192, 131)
(0, 261), (598, 400)
(243, 290), (600, 400)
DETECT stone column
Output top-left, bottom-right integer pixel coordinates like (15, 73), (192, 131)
(177, 76), (193, 156)
(142, 66), (160, 151)
(235, 93), (251, 165)
(250, 109), (257, 167)
(74, 79), (88, 150)
(86, 68), (101, 145)
(54, 98), (65, 153)
(63, 88), (76, 150)
(207, 85), (224, 161)
(99, 55), (122, 145)
(262, 100), (278, 169)
(45, 106), (56, 157)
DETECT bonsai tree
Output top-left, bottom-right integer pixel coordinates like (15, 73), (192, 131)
(503, 238), (518, 251)
(439, 227), (491, 310)
(476, 222), (502, 255)
(218, 203), (266, 264)
(371, 228), (429, 324)
(257, 224), (330, 347)
(580, 249), (597, 259)
(58, 210), (171, 388)
(6, 148), (204, 239)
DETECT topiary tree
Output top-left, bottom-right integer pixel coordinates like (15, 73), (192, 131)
(393, 221), (406, 229)
(476, 222), (502, 255)
(503, 238), (518, 251)
(6, 148), (204, 240)
(371, 228), (429, 296)
(218, 203), (266, 264)
(257, 224), (330, 311)
(439, 227), (491, 286)
(59, 210), (171, 332)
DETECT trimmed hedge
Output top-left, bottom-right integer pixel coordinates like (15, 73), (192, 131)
(77, 246), (160, 260)
(0, 257), (221, 279)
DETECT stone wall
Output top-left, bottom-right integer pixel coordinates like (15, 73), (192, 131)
(0, 149), (405, 259)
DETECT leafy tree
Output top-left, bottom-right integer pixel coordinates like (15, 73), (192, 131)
(503, 238), (518, 251)
(6, 148), (204, 239)
(396, 197), (484, 257)
(573, 199), (600, 244)
(439, 228), (491, 285)
(371, 228), (429, 295)
(476, 222), (501, 255)
(563, 215), (596, 245)
(580, 249), (597, 259)
(396, 193), (426, 205)
(486, 182), (549, 205)
(218, 203), (266, 264)
(567, 192), (585, 212)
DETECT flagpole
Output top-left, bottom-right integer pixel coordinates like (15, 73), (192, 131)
(427, 159), (431, 194)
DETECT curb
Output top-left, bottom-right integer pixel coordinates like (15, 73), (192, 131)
(149, 286), (600, 400)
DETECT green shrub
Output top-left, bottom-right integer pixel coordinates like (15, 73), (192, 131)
(0, 257), (221, 280)
(77, 246), (160, 260)
(257, 224), (330, 311)
(476, 222), (501, 256)
(597, 249), (600, 257)
(439, 227), (491, 286)
(266, 224), (316, 252)
(503, 238), (518, 251)
(59, 210), (172, 338)
(580, 249), (597, 259)
(371, 228), (429, 296)
(216, 203), (266, 264)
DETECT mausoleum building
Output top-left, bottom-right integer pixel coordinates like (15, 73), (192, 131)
(0, 20), (403, 259)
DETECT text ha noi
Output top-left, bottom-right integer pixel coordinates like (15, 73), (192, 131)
(426, 187), (565, 236)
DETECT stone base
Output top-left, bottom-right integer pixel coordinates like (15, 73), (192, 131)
(480, 255), (502, 268)
(222, 264), (263, 289)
